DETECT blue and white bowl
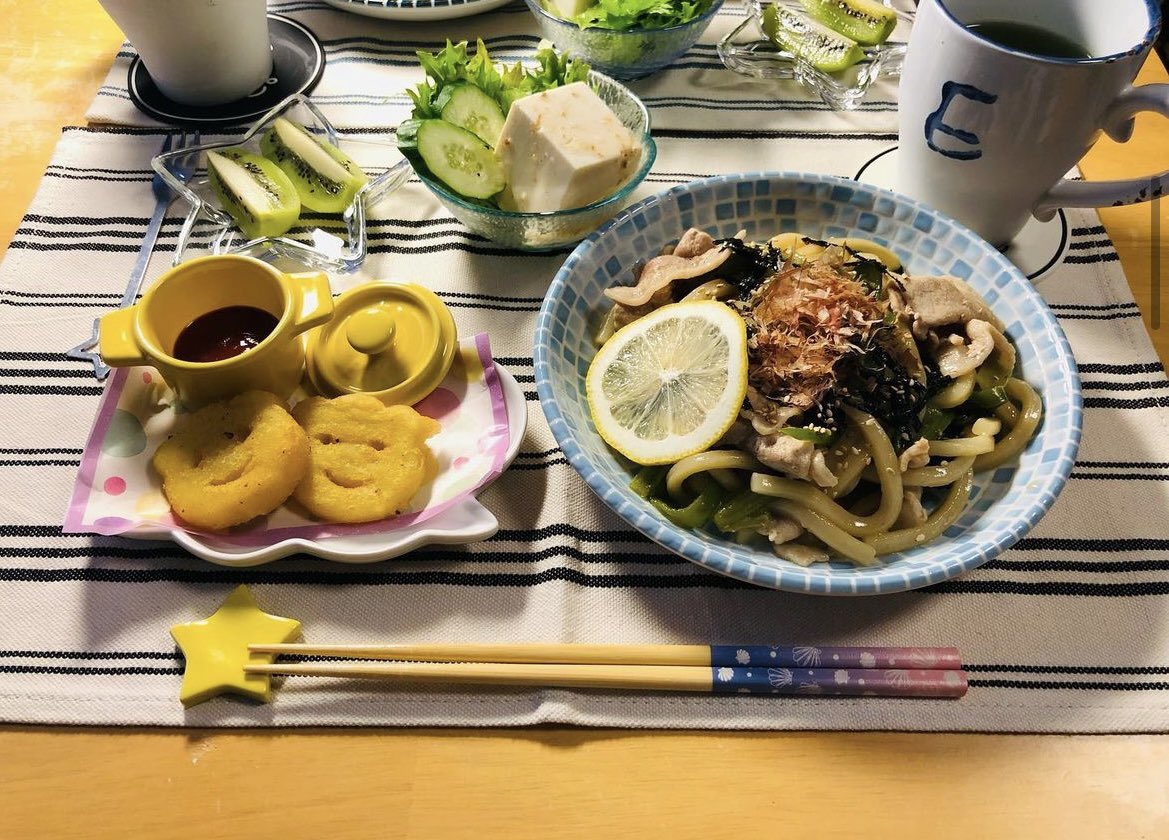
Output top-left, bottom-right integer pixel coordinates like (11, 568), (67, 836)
(534, 172), (1083, 595)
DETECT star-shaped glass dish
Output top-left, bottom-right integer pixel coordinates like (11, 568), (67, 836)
(151, 94), (411, 272)
(717, 0), (915, 110)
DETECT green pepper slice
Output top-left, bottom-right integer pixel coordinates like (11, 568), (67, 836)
(967, 386), (1009, 412)
(650, 474), (726, 529)
(629, 465), (669, 500)
(779, 426), (835, 445)
(918, 405), (955, 440)
(712, 491), (772, 534)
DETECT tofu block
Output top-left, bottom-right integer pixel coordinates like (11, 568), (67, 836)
(496, 82), (638, 213)
(545, 0), (595, 18)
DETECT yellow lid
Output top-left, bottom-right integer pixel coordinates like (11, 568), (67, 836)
(306, 282), (457, 405)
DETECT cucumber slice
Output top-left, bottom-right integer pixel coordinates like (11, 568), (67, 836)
(435, 83), (506, 148)
(412, 119), (506, 200)
(799, 0), (897, 46)
(762, 5), (865, 73)
(206, 149), (300, 240)
(396, 119), (424, 156)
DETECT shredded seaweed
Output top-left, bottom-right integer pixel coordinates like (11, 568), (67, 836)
(714, 238), (781, 299)
(847, 255), (888, 297)
(834, 344), (945, 452)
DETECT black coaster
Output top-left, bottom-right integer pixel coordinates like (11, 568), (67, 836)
(127, 14), (325, 127)
(853, 146), (1070, 282)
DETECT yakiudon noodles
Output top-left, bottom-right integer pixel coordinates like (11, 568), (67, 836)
(593, 229), (1043, 567)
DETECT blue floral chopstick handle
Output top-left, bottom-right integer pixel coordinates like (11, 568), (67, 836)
(709, 645), (962, 670)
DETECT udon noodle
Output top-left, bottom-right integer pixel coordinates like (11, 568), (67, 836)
(595, 229), (1043, 566)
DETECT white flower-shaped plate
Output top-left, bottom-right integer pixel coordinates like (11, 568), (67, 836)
(121, 367), (526, 566)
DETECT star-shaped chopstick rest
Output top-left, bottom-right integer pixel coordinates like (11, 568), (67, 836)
(170, 585), (301, 708)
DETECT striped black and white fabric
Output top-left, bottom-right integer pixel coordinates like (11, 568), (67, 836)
(3, 2), (1167, 730)
(85, 0), (902, 134)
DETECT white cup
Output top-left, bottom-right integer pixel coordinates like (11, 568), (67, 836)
(897, 0), (1169, 246)
(99, 0), (273, 107)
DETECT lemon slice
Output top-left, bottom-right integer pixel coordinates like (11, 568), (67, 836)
(586, 300), (748, 466)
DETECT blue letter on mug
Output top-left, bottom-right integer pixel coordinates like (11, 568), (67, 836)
(924, 81), (998, 161)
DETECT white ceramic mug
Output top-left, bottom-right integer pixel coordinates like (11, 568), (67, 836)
(897, 0), (1168, 246)
(98, 0), (272, 107)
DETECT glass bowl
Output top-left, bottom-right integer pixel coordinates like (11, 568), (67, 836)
(152, 94), (410, 272)
(534, 172), (1082, 595)
(409, 70), (657, 252)
(522, 0), (724, 80)
(718, 0), (915, 110)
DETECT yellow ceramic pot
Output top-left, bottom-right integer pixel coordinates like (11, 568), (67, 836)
(99, 255), (334, 408)
(305, 282), (457, 405)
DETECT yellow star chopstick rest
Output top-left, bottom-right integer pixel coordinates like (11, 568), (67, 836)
(170, 585), (301, 708)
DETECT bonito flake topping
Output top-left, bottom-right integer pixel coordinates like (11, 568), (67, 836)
(741, 251), (887, 409)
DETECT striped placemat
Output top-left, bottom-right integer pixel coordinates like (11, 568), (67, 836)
(84, 0), (903, 133)
(1, 114), (1168, 729)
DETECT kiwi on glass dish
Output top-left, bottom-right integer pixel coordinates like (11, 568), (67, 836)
(207, 118), (369, 238)
(206, 149), (301, 241)
(151, 95), (400, 271)
(261, 117), (368, 213)
(763, 0), (896, 72)
(717, 0), (912, 110)
(799, 0), (896, 45)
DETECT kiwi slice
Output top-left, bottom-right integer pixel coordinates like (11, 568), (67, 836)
(762, 5), (866, 73)
(260, 117), (368, 214)
(206, 149), (301, 241)
(799, 0), (897, 46)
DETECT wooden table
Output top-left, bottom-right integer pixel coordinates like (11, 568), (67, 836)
(2, 4), (1168, 838)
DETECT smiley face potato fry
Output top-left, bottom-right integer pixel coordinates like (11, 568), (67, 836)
(292, 394), (441, 524)
(152, 391), (310, 531)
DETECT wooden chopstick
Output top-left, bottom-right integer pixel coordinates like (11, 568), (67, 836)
(243, 660), (967, 698)
(248, 642), (962, 671)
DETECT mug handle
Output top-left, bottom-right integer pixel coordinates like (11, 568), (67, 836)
(1034, 83), (1169, 220)
(286, 271), (335, 331)
(97, 306), (148, 368)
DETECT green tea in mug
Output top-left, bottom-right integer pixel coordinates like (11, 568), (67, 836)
(965, 20), (1093, 59)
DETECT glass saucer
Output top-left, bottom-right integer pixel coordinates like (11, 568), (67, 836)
(717, 0), (915, 110)
(151, 94), (409, 272)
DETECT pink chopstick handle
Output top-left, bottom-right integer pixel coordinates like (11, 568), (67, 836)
(711, 665), (968, 698)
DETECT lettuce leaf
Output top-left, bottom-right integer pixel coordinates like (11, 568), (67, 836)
(572, 0), (712, 31)
(406, 39), (591, 119)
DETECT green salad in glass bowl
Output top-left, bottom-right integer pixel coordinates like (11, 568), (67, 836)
(524, 0), (725, 79)
(395, 41), (656, 251)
